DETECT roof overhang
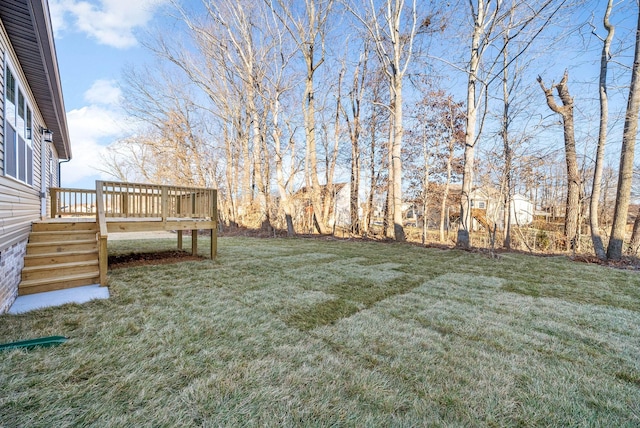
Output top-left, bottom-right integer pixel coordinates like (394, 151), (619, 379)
(0, 0), (71, 160)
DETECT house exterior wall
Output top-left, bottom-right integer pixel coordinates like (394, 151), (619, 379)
(469, 188), (534, 231)
(0, 17), (56, 313)
(332, 185), (351, 228)
(0, 42), (3, 175)
(510, 195), (534, 226)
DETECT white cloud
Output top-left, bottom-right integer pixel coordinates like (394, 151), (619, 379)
(62, 103), (125, 186)
(48, 0), (68, 35)
(49, 0), (168, 48)
(84, 79), (122, 106)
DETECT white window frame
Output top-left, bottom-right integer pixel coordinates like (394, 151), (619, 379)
(3, 57), (34, 186)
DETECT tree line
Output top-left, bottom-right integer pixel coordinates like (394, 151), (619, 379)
(101, 0), (640, 260)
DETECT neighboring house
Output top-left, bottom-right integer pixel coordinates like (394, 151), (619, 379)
(330, 183), (351, 228)
(469, 187), (534, 231)
(0, 1), (71, 313)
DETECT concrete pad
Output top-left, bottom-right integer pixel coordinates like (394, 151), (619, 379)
(8, 285), (109, 315)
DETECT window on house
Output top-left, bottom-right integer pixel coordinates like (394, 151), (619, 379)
(4, 65), (33, 185)
(478, 201), (486, 209)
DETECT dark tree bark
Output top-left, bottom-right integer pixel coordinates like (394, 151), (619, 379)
(628, 206), (640, 256)
(538, 71), (580, 251)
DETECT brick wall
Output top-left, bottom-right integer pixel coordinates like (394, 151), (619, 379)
(0, 239), (26, 314)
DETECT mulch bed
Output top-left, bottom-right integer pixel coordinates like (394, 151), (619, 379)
(109, 250), (204, 269)
(571, 254), (640, 271)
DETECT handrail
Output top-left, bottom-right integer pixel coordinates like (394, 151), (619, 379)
(49, 187), (97, 217)
(95, 181), (108, 286)
(50, 182), (216, 221)
(98, 181), (216, 220)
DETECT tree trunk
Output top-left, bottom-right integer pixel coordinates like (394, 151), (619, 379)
(439, 137), (453, 243)
(537, 71), (580, 251)
(240, 119), (252, 219)
(350, 132), (361, 235)
(365, 120), (377, 235)
(322, 79), (342, 231)
(347, 55), (366, 236)
(250, 91), (270, 231)
(628, 206), (640, 256)
(385, 107), (395, 239)
(607, 6), (640, 260)
(272, 97), (294, 236)
(501, 38), (513, 250)
(422, 131), (431, 245)
(304, 69), (329, 234)
(391, 75), (406, 241)
(457, 0), (485, 249)
(591, 0), (614, 260)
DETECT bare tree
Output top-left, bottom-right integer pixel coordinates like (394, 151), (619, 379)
(266, 0), (335, 234)
(361, 69), (389, 234)
(348, 0), (423, 241)
(342, 46), (369, 235)
(264, 14), (299, 236)
(500, 23), (514, 249)
(456, 0), (566, 249)
(405, 89), (464, 244)
(538, 71), (580, 250)
(108, 64), (218, 188)
(457, 0), (496, 249)
(590, 0), (614, 260)
(607, 5), (640, 260)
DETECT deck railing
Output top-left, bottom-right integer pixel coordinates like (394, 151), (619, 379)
(50, 187), (97, 217)
(99, 181), (216, 220)
(50, 181), (218, 286)
(51, 181), (216, 220)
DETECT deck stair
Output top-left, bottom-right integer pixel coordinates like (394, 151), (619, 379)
(471, 208), (492, 231)
(19, 221), (100, 295)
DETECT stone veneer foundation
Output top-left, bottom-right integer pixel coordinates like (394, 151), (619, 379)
(0, 239), (26, 314)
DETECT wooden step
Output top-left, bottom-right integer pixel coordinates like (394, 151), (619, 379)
(26, 240), (98, 254)
(18, 272), (101, 296)
(26, 239), (98, 255)
(21, 260), (99, 281)
(23, 250), (99, 267)
(31, 221), (98, 232)
(28, 230), (97, 243)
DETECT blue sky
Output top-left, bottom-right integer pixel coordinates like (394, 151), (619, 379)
(47, 0), (638, 191)
(49, 0), (170, 189)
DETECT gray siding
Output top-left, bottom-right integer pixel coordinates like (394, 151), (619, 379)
(0, 18), (48, 252)
(0, 175), (39, 251)
(0, 30), (5, 175)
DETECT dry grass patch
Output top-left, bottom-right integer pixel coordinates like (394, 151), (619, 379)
(1, 236), (639, 426)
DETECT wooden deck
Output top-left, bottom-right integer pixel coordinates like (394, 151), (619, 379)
(18, 181), (218, 294)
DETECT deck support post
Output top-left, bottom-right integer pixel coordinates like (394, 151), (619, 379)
(211, 189), (217, 259)
(177, 230), (183, 250)
(191, 230), (198, 256)
(98, 235), (108, 286)
(50, 188), (58, 218)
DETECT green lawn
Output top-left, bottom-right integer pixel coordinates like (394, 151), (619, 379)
(2, 236), (639, 426)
